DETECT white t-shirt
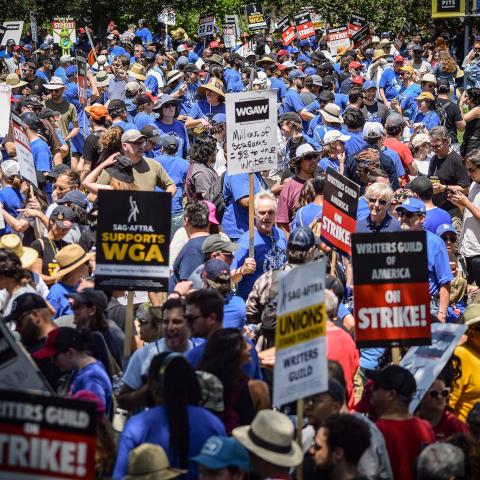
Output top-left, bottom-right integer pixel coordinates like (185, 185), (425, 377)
(460, 182), (480, 257)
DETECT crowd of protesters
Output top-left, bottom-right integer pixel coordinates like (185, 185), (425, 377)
(2, 14), (480, 480)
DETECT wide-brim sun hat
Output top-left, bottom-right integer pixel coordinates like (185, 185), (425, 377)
(54, 244), (94, 279)
(0, 234), (38, 268)
(127, 63), (147, 81)
(197, 78), (225, 99)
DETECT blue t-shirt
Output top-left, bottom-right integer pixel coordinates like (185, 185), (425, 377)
(222, 172), (267, 240)
(189, 100), (225, 122)
(356, 213), (402, 233)
(318, 156), (340, 172)
(0, 186), (23, 235)
(379, 68), (401, 101)
(224, 68), (242, 92)
(178, 82), (200, 117)
(155, 153), (188, 214)
(356, 196), (370, 220)
(30, 138), (51, 172)
(231, 227), (288, 300)
(383, 146), (405, 177)
(54, 66), (68, 84)
(269, 77), (287, 102)
(283, 88), (307, 132)
(424, 207), (452, 234)
(134, 112), (155, 131)
(344, 131), (367, 158)
(426, 230), (453, 295)
(47, 282), (76, 318)
(113, 405), (226, 480)
(414, 110), (442, 131)
(169, 236), (206, 292)
(398, 83), (421, 121)
(154, 120), (190, 159)
(135, 27), (153, 44)
(144, 74), (159, 96)
(224, 294), (247, 329)
(112, 119), (138, 133)
(291, 203), (323, 232)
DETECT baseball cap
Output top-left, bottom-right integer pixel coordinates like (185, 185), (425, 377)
(121, 129), (147, 143)
(288, 226), (319, 251)
(411, 133), (431, 148)
(202, 234), (239, 255)
(85, 104), (109, 122)
(125, 82), (141, 94)
(106, 155), (135, 183)
(0, 159), (19, 178)
(363, 80), (377, 91)
(349, 60), (362, 69)
(277, 49), (289, 56)
(304, 67), (316, 75)
(408, 176), (433, 197)
(160, 135), (179, 149)
(203, 200), (219, 225)
(437, 78), (450, 91)
(141, 125), (162, 144)
(435, 223), (457, 237)
(289, 69), (305, 79)
(201, 259), (231, 284)
(57, 190), (89, 209)
(67, 288), (108, 311)
(40, 42), (51, 49)
(33, 327), (84, 359)
(416, 92), (435, 101)
(279, 112), (301, 124)
(46, 164), (70, 180)
(318, 90), (335, 103)
(184, 64), (200, 74)
(6, 39), (16, 47)
(363, 122), (383, 139)
(323, 130), (350, 144)
(412, 44), (423, 52)
(60, 54), (74, 63)
(65, 65), (78, 77)
(400, 65), (414, 74)
(421, 73), (437, 85)
(108, 99), (127, 115)
(396, 197), (426, 214)
(352, 75), (364, 85)
(394, 55), (405, 63)
(50, 205), (74, 229)
(39, 108), (61, 120)
(299, 39), (310, 47)
(3, 293), (47, 324)
(371, 365), (417, 398)
(191, 436), (250, 471)
(309, 74), (323, 87)
(385, 113), (405, 129)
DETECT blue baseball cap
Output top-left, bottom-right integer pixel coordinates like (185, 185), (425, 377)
(40, 42), (52, 49)
(435, 223), (457, 237)
(57, 190), (89, 209)
(288, 226), (319, 251)
(304, 66), (316, 75)
(396, 197), (426, 214)
(299, 39), (310, 47)
(191, 436), (250, 471)
(363, 80), (377, 91)
(291, 47), (299, 54)
(65, 65), (78, 77)
(201, 259), (230, 283)
(212, 113), (226, 125)
(289, 69), (305, 79)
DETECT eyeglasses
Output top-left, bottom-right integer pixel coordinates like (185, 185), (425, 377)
(399, 211), (420, 219)
(443, 235), (456, 243)
(184, 314), (203, 323)
(366, 197), (388, 206)
(54, 184), (69, 191)
(428, 388), (450, 399)
(138, 319), (151, 326)
(467, 166), (479, 173)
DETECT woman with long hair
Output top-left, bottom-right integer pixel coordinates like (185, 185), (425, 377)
(113, 352), (226, 479)
(433, 49), (458, 90)
(291, 175), (325, 232)
(460, 88), (480, 156)
(198, 328), (270, 433)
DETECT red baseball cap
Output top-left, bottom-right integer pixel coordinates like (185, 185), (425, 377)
(349, 61), (362, 70)
(394, 55), (405, 63)
(276, 62), (287, 70)
(352, 75), (365, 85)
(33, 327), (84, 359)
(209, 41), (220, 48)
(79, 28), (86, 34)
(278, 49), (289, 56)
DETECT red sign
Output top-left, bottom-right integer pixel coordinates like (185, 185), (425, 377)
(278, 16), (296, 46)
(348, 13), (366, 37)
(352, 231), (431, 348)
(294, 12), (315, 40)
(320, 167), (360, 258)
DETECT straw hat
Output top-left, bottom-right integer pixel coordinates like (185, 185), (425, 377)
(320, 103), (343, 123)
(372, 49), (390, 61)
(127, 63), (147, 81)
(54, 244), (94, 278)
(166, 70), (184, 86)
(3, 73), (28, 88)
(123, 443), (186, 480)
(197, 78), (225, 99)
(233, 410), (303, 468)
(0, 234), (38, 268)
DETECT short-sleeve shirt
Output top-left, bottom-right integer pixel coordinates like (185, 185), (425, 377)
(361, 101), (388, 124)
(188, 100), (225, 121)
(185, 163), (218, 201)
(276, 177), (307, 224)
(0, 186), (23, 235)
(424, 206), (452, 233)
(414, 110), (441, 131)
(30, 138), (52, 172)
(153, 119), (190, 159)
(379, 68), (401, 101)
(82, 130), (104, 170)
(426, 230), (453, 294)
(356, 213), (402, 233)
(383, 137), (414, 180)
(156, 153), (188, 214)
(437, 98), (463, 144)
(31, 237), (70, 277)
(44, 98), (78, 138)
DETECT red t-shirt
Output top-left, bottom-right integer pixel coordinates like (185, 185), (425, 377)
(384, 137), (414, 185)
(434, 410), (469, 440)
(376, 417), (435, 480)
(276, 177), (306, 224)
(326, 326), (359, 409)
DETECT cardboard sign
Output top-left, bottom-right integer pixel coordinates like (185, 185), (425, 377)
(352, 231), (431, 348)
(0, 390), (96, 479)
(226, 90), (277, 175)
(273, 259), (328, 407)
(30, 12), (38, 44)
(0, 84), (10, 136)
(432, 0), (466, 17)
(294, 12), (315, 40)
(348, 13), (366, 36)
(0, 21), (24, 46)
(76, 50), (88, 106)
(278, 16), (296, 46)
(52, 17), (76, 47)
(223, 24), (236, 49)
(246, 3), (267, 31)
(198, 12), (215, 38)
(401, 323), (467, 414)
(95, 191), (171, 291)
(351, 24), (372, 51)
(326, 26), (350, 56)
(11, 113), (37, 187)
(225, 14), (241, 38)
(158, 8), (176, 26)
(320, 167), (360, 257)
(0, 320), (51, 393)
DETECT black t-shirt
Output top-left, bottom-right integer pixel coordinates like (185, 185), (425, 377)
(27, 75), (46, 96)
(83, 130), (104, 170)
(428, 150), (470, 210)
(31, 237), (70, 276)
(78, 228), (96, 253)
(437, 97), (462, 144)
(361, 101), (388, 124)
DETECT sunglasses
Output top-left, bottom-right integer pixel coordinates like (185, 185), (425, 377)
(366, 197), (388, 206)
(399, 211), (421, 219)
(54, 184), (69, 191)
(428, 388), (450, 399)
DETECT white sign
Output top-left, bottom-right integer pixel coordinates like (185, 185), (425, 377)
(158, 8), (176, 26)
(30, 12), (38, 44)
(326, 26), (350, 56)
(52, 16), (76, 46)
(0, 85), (10, 136)
(225, 14), (240, 38)
(226, 90), (277, 175)
(1, 21), (24, 46)
(198, 12), (215, 38)
(223, 24), (236, 49)
(12, 114), (37, 187)
(401, 323), (467, 413)
(273, 259), (328, 407)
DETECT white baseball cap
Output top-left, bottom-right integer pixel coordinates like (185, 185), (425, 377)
(1, 159), (20, 178)
(323, 130), (351, 145)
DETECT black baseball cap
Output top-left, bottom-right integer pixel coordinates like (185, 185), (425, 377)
(371, 365), (417, 398)
(288, 226), (319, 251)
(408, 175), (433, 197)
(67, 288), (108, 311)
(4, 293), (47, 324)
(319, 90), (335, 103)
(106, 155), (135, 183)
(107, 99), (127, 114)
(46, 163), (70, 180)
(140, 125), (162, 144)
(50, 205), (75, 229)
(279, 112), (301, 124)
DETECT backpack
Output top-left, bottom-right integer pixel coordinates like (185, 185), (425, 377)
(436, 99), (451, 127)
(207, 171), (227, 222)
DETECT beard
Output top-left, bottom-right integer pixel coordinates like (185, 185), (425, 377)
(314, 454), (336, 475)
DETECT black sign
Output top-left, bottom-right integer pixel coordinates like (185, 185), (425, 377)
(246, 3), (267, 30)
(349, 13), (366, 27)
(277, 16), (291, 33)
(351, 24), (372, 50)
(234, 98), (270, 123)
(95, 191), (171, 291)
(437, 0), (461, 12)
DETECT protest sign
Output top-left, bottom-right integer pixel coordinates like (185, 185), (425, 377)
(432, 0), (466, 17)
(401, 323), (467, 414)
(223, 24), (237, 48)
(225, 14), (240, 38)
(351, 24), (372, 51)
(0, 21), (24, 46)
(226, 90), (277, 175)
(95, 191), (171, 291)
(30, 12), (38, 45)
(320, 167), (360, 258)
(11, 113), (37, 187)
(294, 12), (315, 40)
(301, 5), (324, 30)
(0, 320), (51, 393)
(158, 8), (176, 26)
(352, 231), (431, 348)
(326, 26), (350, 55)
(273, 259), (328, 407)
(0, 85), (10, 136)
(52, 17), (76, 50)
(76, 50), (88, 106)
(278, 16), (296, 46)
(198, 12), (215, 37)
(246, 3), (267, 31)
(348, 13), (366, 36)
(0, 390), (96, 479)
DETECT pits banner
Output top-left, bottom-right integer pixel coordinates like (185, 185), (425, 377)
(95, 191), (171, 291)
(352, 231), (431, 348)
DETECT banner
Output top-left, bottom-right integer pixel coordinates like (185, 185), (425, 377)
(0, 321), (51, 392)
(198, 12), (215, 37)
(0, 21), (24, 46)
(223, 24), (236, 48)
(351, 24), (372, 51)
(11, 113), (37, 187)
(320, 167), (360, 258)
(95, 191), (171, 291)
(76, 50), (88, 106)
(0, 390), (96, 479)
(432, 0), (466, 17)
(158, 8), (176, 26)
(225, 14), (240, 38)
(273, 259), (328, 407)
(0, 85), (10, 136)
(294, 12), (315, 40)
(52, 17), (76, 49)
(301, 6), (324, 30)
(326, 26), (350, 56)
(278, 16), (296, 46)
(30, 12), (38, 45)
(245, 3), (267, 31)
(348, 13), (366, 36)
(226, 90), (277, 175)
(352, 231), (431, 348)
(401, 323), (467, 414)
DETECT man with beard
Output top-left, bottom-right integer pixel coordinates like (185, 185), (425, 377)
(396, 197), (452, 322)
(5, 293), (62, 390)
